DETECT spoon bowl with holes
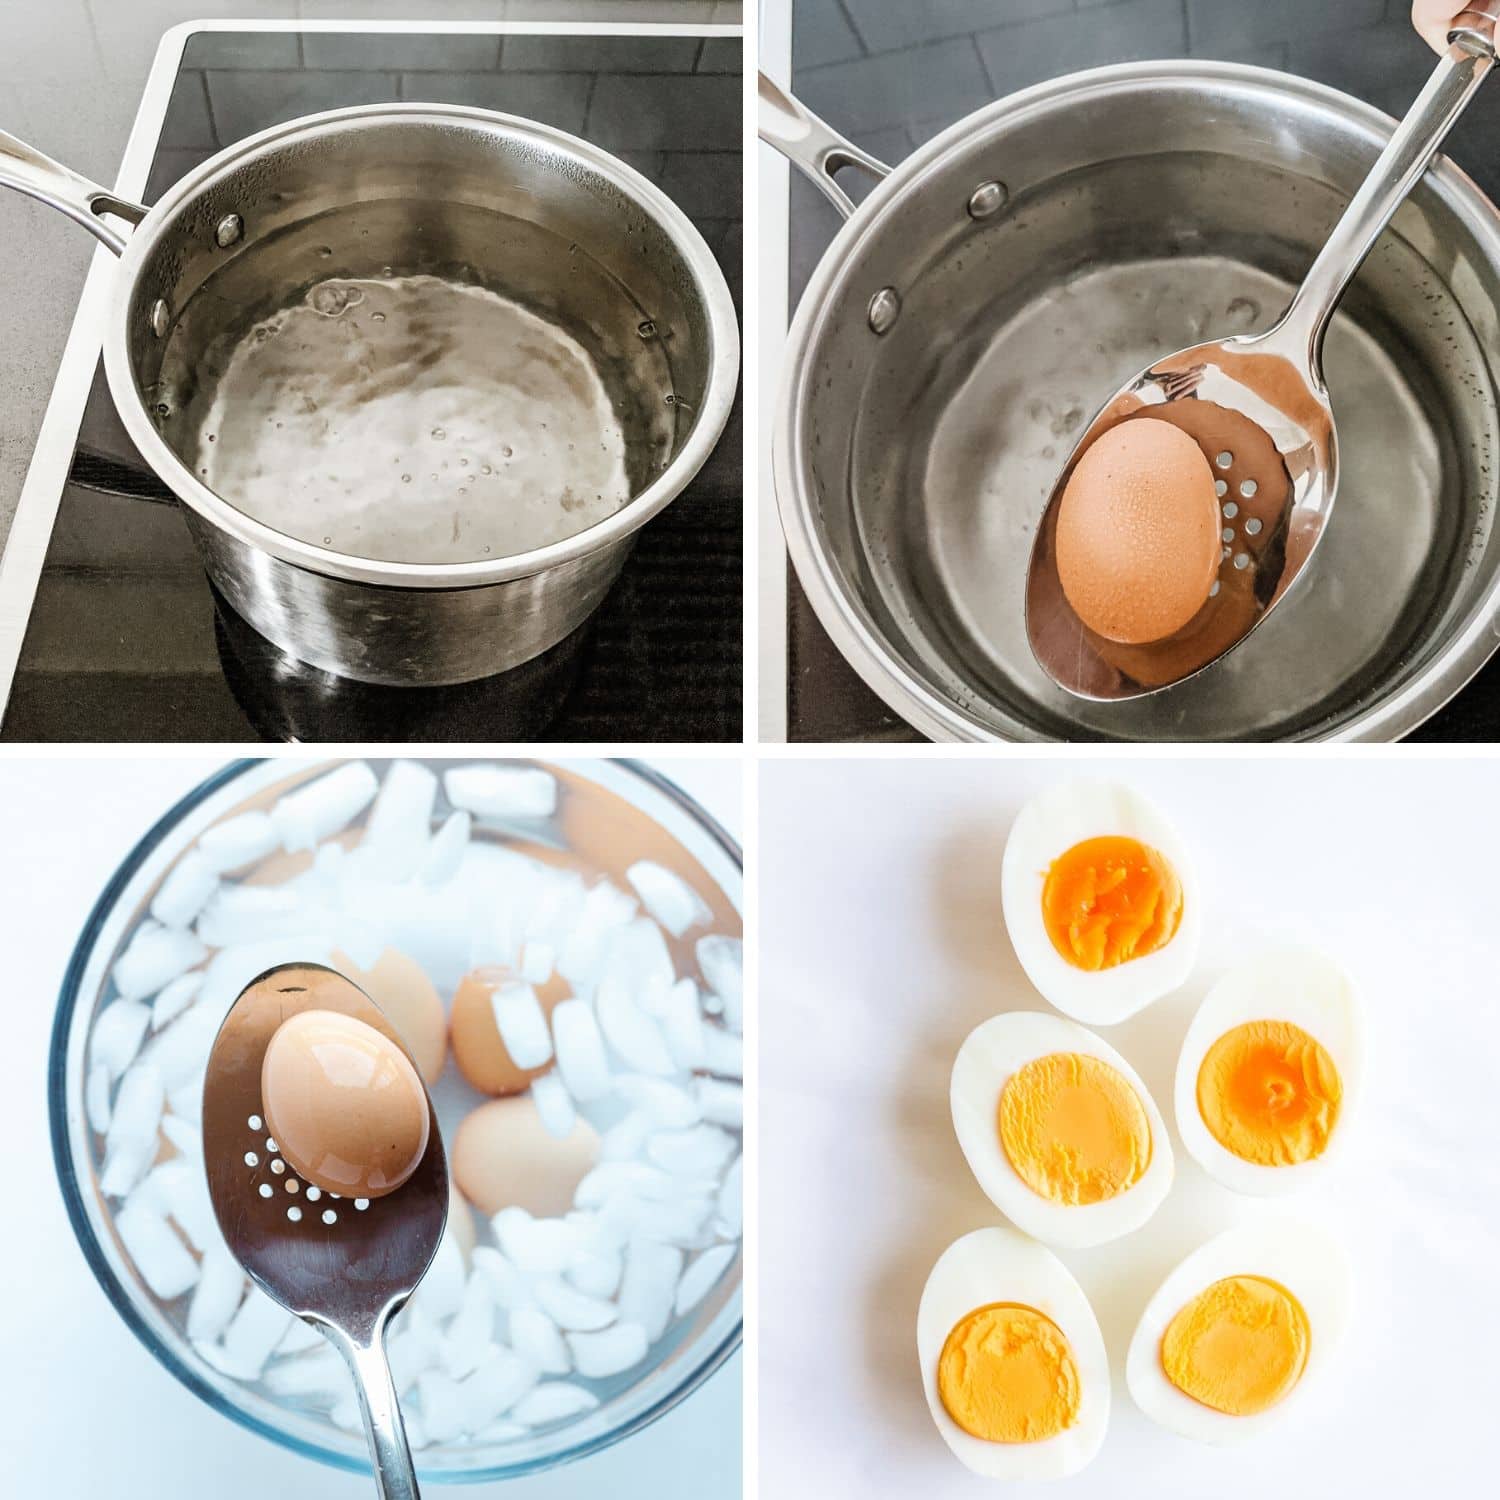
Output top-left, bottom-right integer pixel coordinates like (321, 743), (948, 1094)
(205, 961), (447, 1499)
(1025, 5), (1500, 700)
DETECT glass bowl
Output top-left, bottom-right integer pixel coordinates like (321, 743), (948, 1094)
(49, 757), (742, 1482)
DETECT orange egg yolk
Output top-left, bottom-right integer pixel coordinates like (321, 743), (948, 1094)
(999, 1052), (1152, 1205)
(1041, 835), (1183, 970)
(938, 1303), (1081, 1443)
(1160, 1275), (1310, 1416)
(1197, 1020), (1342, 1166)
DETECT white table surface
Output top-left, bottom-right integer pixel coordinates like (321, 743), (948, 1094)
(760, 754), (1500, 1498)
(0, 754), (741, 1498)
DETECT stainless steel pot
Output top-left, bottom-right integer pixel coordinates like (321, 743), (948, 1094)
(765, 64), (1500, 741)
(0, 105), (739, 686)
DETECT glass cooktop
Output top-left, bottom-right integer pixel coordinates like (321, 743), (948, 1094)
(783, 0), (1500, 742)
(1, 25), (741, 742)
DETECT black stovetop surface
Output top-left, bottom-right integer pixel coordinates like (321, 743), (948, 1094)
(785, 0), (1500, 742)
(2, 29), (741, 743)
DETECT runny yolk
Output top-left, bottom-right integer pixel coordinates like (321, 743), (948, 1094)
(1160, 1275), (1310, 1416)
(1196, 1019), (1342, 1166)
(999, 1052), (1152, 1205)
(937, 1302), (1081, 1443)
(1041, 836), (1183, 971)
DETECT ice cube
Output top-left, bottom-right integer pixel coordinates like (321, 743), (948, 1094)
(695, 1077), (742, 1128)
(421, 810), (471, 887)
(568, 1322), (649, 1379)
(659, 979), (706, 1070)
(388, 1322), (441, 1393)
(519, 940), (556, 986)
(470, 1246), (535, 1312)
(696, 935), (743, 1034)
(113, 924), (206, 1002)
(362, 760), (437, 880)
(646, 1125), (737, 1178)
(263, 1345), (347, 1399)
(440, 1274), (495, 1380)
(85, 1064), (112, 1136)
(600, 917), (674, 1004)
(596, 979), (674, 1077)
(716, 1155), (743, 1239)
(614, 1076), (701, 1129)
(142, 1157), (218, 1252)
(196, 810), (278, 874)
(115, 1197), (199, 1300)
(566, 1247), (623, 1301)
(509, 1305), (570, 1376)
(617, 1237), (683, 1342)
(598, 1111), (651, 1164)
(160, 1113), (203, 1159)
(493, 1208), (585, 1274)
(531, 1073), (575, 1140)
(151, 971), (203, 1032)
(491, 982), (552, 1070)
(151, 851), (218, 930)
(101, 1063), (164, 1197)
(626, 862), (711, 939)
(532, 1276), (617, 1332)
(92, 1000), (152, 1080)
(556, 880), (637, 986)
(195, 884), (307, 949)
(412, 1228), (466, 1323)
(443, 764), (557, 822)
(674, 1245), (737, 1316)
(222, 1287), (293, 1380)
(702, 1028), (744, 1080)
(271, 762), (378, 852)
(459, 1346), (538, 1432)
(187, 1245), (246, 1343)
(143, 1002), (221, 1089)
(510, 1383), (598, 1425)
(416, 1369), (465, 1443)
(551, 999), (611, 1102)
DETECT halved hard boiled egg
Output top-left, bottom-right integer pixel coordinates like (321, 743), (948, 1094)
(1126, 1219), (1350, 1443)
(918, 1227), (1109, 1479)
(1002, 781), (1200, 1025)
(1174, 948), (1361, 1195)
(951, 1012), (1173, 1248)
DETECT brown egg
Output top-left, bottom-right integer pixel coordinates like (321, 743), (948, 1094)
(261, 1009), (430, 1199)
(451, 1096), (599, 1218)
(1055, 416), (1221, 645)
(332, 947), (447, 1084)
(449, 964), (569, 1096)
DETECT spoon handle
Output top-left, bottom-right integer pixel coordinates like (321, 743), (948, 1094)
(333, 1325), (422, 1500)
(1282, 7), (1499, 358)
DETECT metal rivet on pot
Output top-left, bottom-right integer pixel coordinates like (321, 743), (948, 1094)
(149, 299), (170, 338)
(214, 213), (244, 248)
(867, 287), (901, 335)
(967, 180), (1008, 220)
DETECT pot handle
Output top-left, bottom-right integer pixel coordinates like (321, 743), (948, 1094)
(0, 127), (147, 256)
(758, 71), (889, 220)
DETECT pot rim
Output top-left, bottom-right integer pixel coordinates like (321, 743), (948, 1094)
(775, 59), (1500, 742)
(103, 101), (741, 590)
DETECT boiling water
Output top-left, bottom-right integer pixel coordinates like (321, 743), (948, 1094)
(194, 274), (633, 565)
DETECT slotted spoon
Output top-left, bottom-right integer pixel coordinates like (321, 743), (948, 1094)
(204, 963), (448, 1499)
(1027, 3), (1500, 701)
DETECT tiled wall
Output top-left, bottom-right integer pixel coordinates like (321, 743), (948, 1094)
(787, 0), (1500, 294)
(156, 33), (741, 256)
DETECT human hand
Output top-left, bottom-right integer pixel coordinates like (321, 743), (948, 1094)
(1411, 0), (1487, 52)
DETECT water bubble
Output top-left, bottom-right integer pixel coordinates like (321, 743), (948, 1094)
(401, 473), (411, 483)
(316, 245), (331, 258)
(432, 427), (446, 441)
(371, 310), (386, 322)
(480, 465), (492, 475)
(502, 446), (513, 459)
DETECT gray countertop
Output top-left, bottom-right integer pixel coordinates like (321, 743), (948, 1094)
(0, 0), (740, 554)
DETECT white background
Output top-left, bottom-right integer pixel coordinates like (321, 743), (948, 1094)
(760, 753), (1500, 1498)
(0, 754), (740, 1499)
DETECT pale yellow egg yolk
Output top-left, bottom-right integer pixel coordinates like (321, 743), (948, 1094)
(1041, 836), (1182, 971)
(1160, 1275), (1310, 1416)
(999, 1051), (1152, 1205)
(937, 1303), (1082, 1443)
(1197, 1019), (1342, 1166)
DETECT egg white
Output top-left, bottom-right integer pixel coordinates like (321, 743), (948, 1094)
(917, 1227), (1110, 1479)
(1174, 948), (1362, 1195)
(1125, 1219), (1351, 1444)
(1002, 781), (1200, 1025)
(952, 1011), (1173, 1248)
